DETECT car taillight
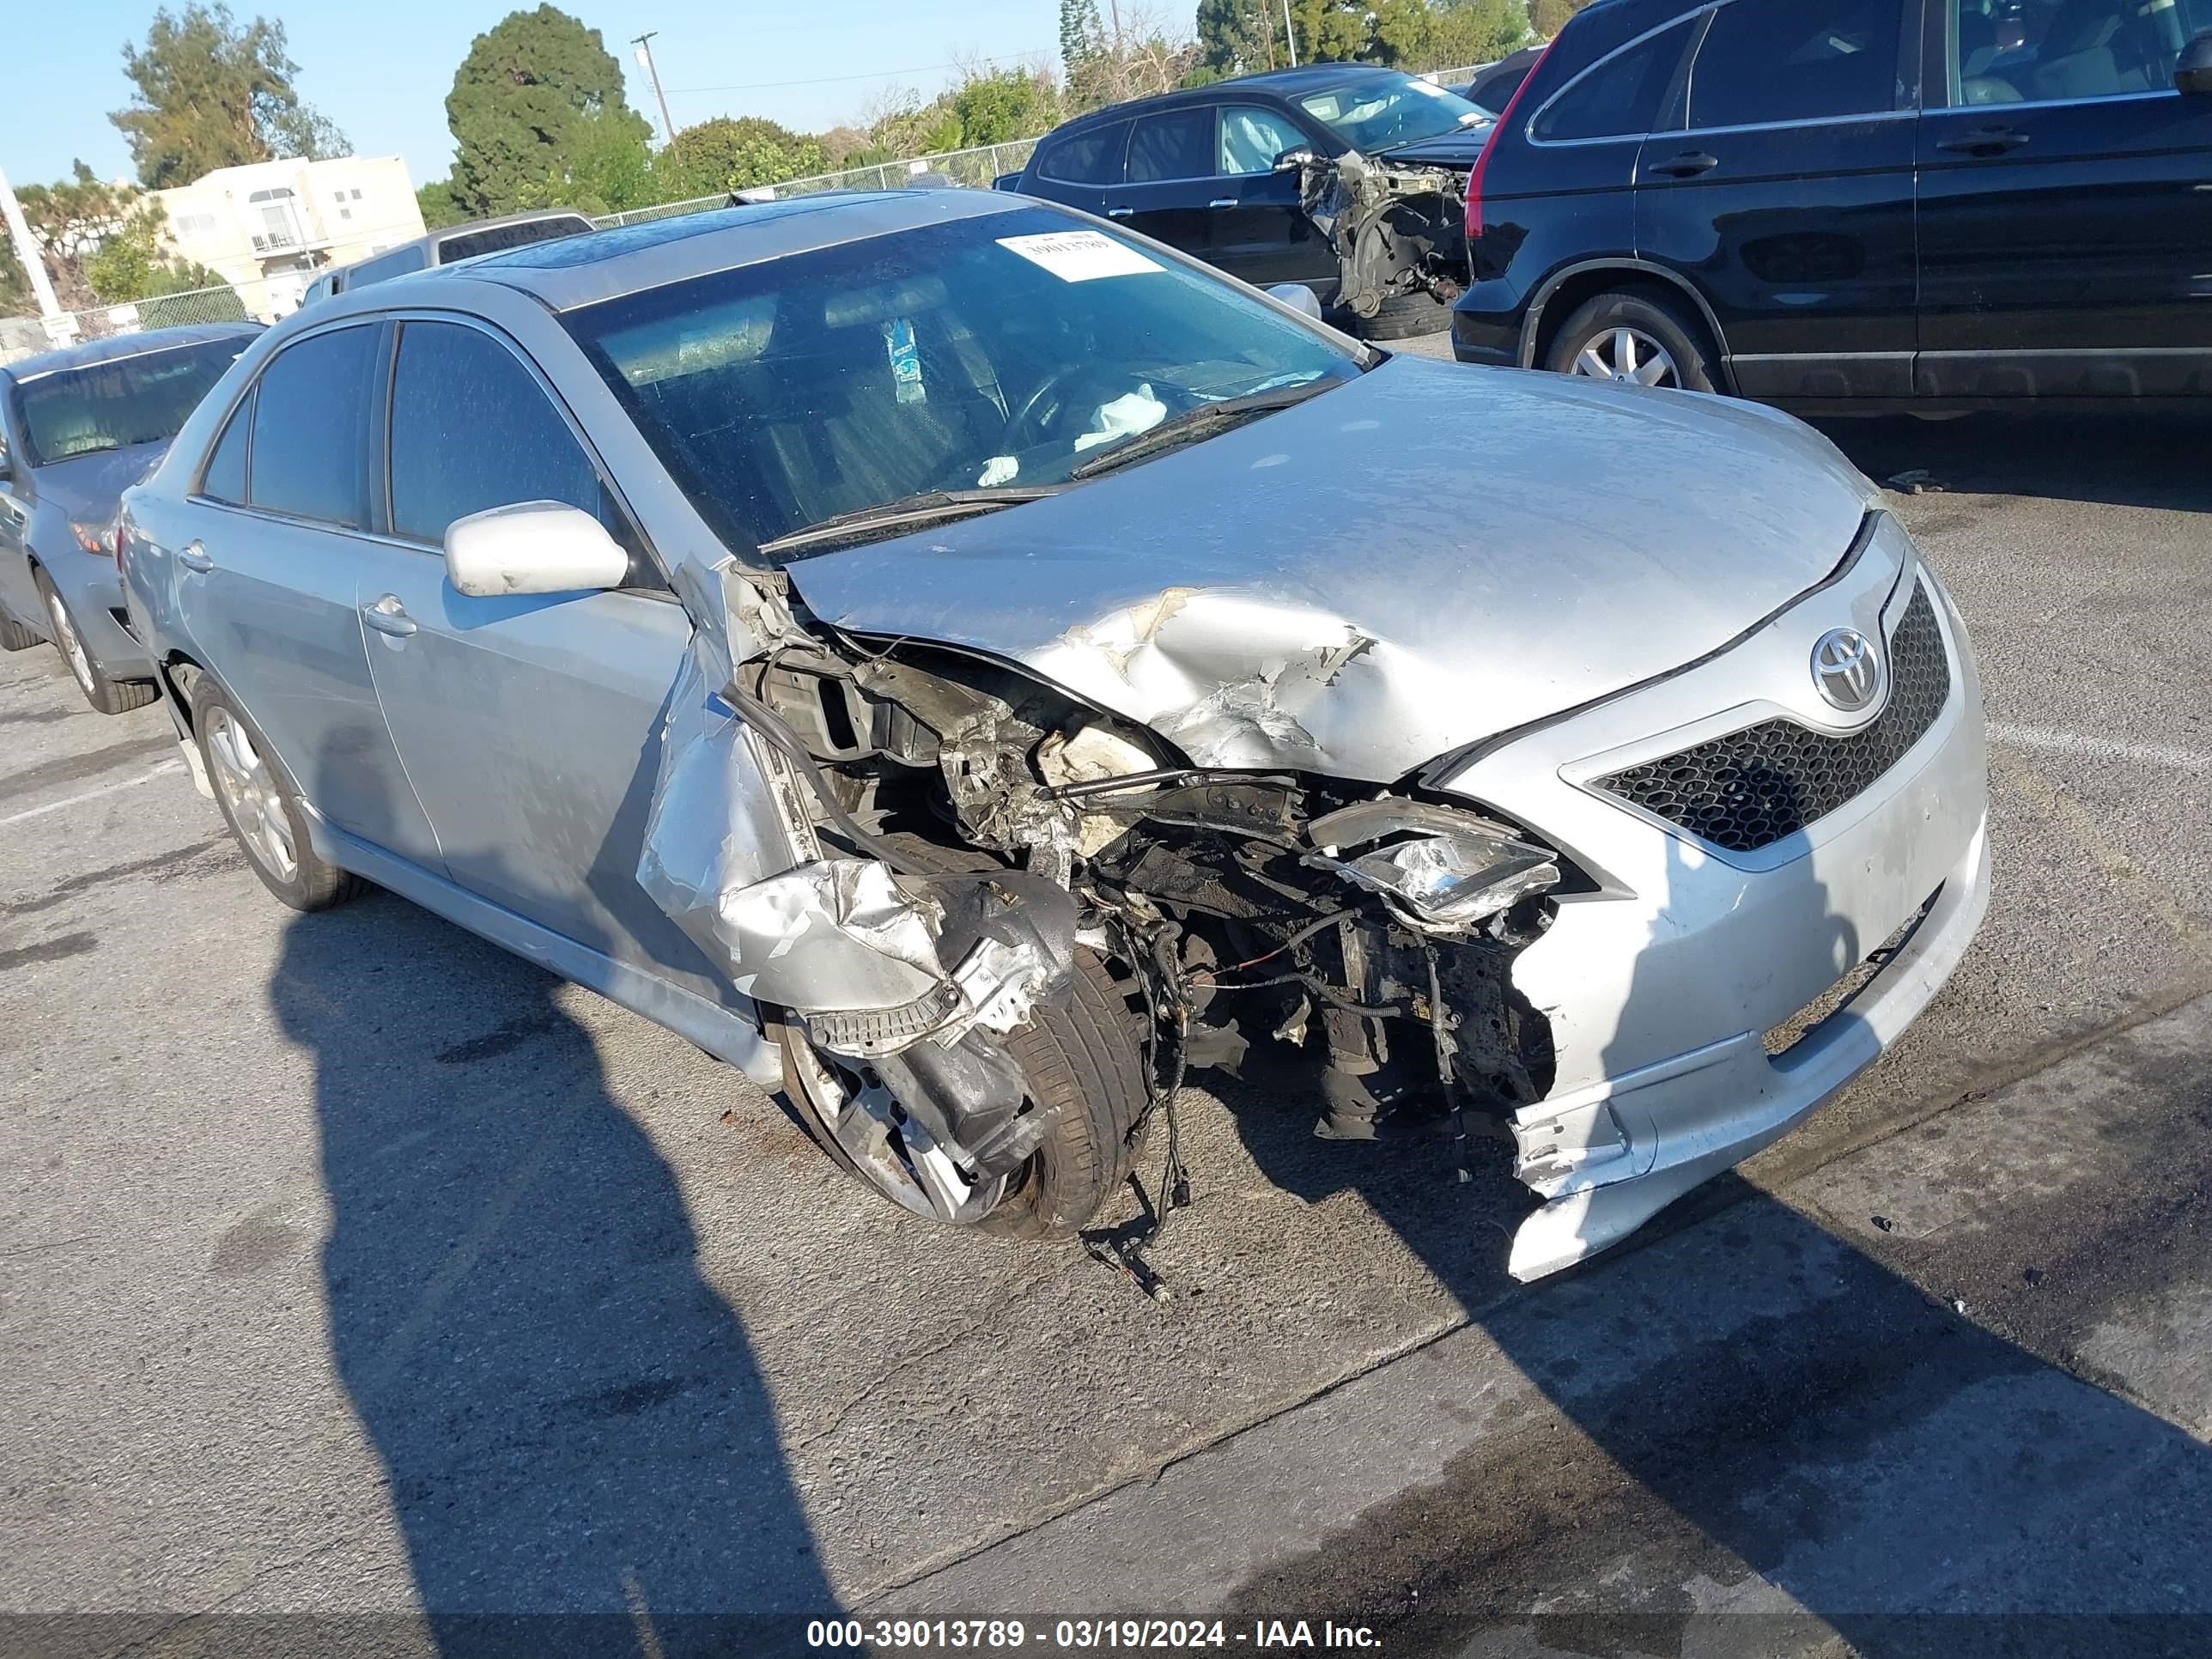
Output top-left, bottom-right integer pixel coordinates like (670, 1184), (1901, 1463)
(1465, 38), (1556, 244)
(113, 518), (131, 574)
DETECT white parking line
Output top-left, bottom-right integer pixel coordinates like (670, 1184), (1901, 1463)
(0, 761), (185, 829)
(1989, 721), (2212, 776)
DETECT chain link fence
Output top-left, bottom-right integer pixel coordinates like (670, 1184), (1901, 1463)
(5, 58), (1504, 362)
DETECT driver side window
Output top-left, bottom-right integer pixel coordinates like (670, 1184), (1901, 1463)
(1948, 0), (2202, 105)
(1218, 106), (1309, 174)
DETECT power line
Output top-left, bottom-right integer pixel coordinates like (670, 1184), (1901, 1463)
(662, 49), (1059, 97)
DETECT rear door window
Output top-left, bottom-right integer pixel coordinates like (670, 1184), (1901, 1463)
(1688, 0), (1907, 128)
(1037, 123), (1130, 184)
(246, 325), (380, 528)
(1127, 109), (1216, 182)
(1534, 18), (1698, 141)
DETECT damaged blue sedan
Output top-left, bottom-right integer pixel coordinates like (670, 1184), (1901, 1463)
(118, 191), (1989, 1278)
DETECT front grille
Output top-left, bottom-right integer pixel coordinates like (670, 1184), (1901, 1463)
(1594, 582), (1951, 854)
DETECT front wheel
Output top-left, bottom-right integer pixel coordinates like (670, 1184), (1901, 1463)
(1545, 289), (1720, 393)
(774, 946), (1149, 1240)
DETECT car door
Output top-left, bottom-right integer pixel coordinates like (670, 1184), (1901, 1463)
(1634, 0), (1922, 399)
(1211, 102), (1340, 290)
(1106, 107), (1219, 258)
(1916, 0), (2212, 396)
(361, 314), (733, 999)
(173, 321), (445, 867)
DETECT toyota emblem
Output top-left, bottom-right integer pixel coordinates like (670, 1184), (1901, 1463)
(1811, 628), (1881, 711)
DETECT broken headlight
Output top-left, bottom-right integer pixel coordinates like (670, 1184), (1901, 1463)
(1305, 799), (1559, 934)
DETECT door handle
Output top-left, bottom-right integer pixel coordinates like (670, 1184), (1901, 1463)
(362, 594), (417, 638)
(177, 540), (213, 573)
(1936, 126), (2028, 155)
(1208, 197), (1237, 208)
(1648, 150), (1720, 179)
(1106, 206), (1134, 218)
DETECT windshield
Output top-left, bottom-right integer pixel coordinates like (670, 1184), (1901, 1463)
(1297, 73), (1493, 152)
(15, 337), (249, 467)
(563, 205), (1358, 561)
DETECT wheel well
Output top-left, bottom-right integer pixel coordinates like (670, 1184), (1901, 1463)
(161, 654), (205, 732)
(1526, 268), (1729, 387)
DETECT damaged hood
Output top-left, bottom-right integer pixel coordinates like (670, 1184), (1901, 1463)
(1368, 126), (1493, 167)
(786, 356), (1880, 781)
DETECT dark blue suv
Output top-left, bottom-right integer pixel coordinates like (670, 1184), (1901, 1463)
(1453, 0), (2212, 407)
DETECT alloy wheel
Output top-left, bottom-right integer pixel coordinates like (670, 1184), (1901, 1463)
(785, 1033), (1010, 1224)
(204, 707), (299, 883)
(1570, 325), (1680, 388)
(44, 592), (94, 696)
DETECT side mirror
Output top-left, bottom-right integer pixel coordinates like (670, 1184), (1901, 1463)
(444, 501), (629, 598)
(1266, 283), (1326, 321)
(1273, 146), (1317, 173)
(2179, 33), (2212, 94)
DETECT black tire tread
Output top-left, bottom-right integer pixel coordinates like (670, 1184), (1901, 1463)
(0, 609), (41, 651)
(1545, 288), (1721, 393)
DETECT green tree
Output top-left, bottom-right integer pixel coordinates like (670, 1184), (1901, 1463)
(951, 70), (1060, 147)
(416, 178), (465, 230)
(1529, 0), (1592, 36)
(11, 163), (217, 309)
(1060, 0), (1106, 80)
(109, 3), (349, 188)
(445, 5), (650, 218)
(1370, 0), (1527, 67)
(665, 115), (825, 197)
(1195, 0), (1278, 77)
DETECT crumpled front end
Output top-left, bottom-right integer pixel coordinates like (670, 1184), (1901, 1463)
(1299, 148), (1468, 319)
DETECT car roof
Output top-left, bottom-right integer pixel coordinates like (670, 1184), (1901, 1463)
(0, 322), (262, 385)
(380, 188), (1038, 313)
(1049, 61), (1402, 131)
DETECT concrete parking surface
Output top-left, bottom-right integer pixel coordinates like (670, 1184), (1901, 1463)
(4, 362), (2211, 1656)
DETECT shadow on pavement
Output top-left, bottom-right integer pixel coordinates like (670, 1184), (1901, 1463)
(271, 888), (837, 1656)
(1814, 412), (2212, 515)
(1221, 792), (2212, 1656)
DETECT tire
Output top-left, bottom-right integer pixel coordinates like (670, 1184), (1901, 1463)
(773, 836), (1150, 1241)
(32, 568), (157, 714)
(0, 606), (41, 652)
(1544, 288), (1721, 393)
(1357, 289), (1453, 343)
(190, 674), (367, 912)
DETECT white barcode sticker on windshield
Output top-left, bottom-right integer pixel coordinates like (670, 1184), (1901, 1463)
(996, 230), (1164, 282)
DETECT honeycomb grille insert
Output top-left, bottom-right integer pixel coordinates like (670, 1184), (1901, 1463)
(1594, 583), (1951, 854)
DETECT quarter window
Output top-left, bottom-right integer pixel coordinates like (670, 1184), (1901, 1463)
(1218, 106), (1309, 175)
(247, 325), (379, 527)
(201, 392), (252, 503)
(1126, 109), (1215, 182)
(1688, 0), (1906, 128)
(386, 321), (607, 544)
(1036, 123), (1129, 184)
(1534, 19), (1697, 141)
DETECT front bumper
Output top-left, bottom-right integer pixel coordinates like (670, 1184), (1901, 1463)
(1436, 515), (1990, 1279)
(45, 550), (152, 681)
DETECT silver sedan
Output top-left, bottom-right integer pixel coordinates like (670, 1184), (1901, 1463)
(120, 189), (1987, 1278)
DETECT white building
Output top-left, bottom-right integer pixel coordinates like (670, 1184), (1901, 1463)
(154, 155), (426, 319)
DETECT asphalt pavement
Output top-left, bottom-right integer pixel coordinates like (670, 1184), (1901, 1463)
(3, 349), (2210, 1657)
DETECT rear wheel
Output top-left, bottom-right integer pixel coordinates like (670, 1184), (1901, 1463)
(33, 569), (155, 714)
(1545, 289), (1720, 393)
(191, 675), (366, 912)
(1356, 289), (1453, 342)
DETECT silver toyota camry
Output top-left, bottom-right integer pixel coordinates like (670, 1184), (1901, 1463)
(121, 190), (1988, 1279)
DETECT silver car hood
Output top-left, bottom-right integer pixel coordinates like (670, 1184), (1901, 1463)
(786, 356), (1878, 782)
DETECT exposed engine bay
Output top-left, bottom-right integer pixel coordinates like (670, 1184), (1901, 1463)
(1297, 149), (1470, 321)
(639, 556), (1564, 1255)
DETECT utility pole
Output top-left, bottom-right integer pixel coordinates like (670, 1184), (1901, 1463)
(1280, 0), (1299, 65)
(0, 161), (69, 344)
(632, 33), (681, 159)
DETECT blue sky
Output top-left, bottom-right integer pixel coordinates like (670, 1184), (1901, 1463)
(6, 0), (1066, 193)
